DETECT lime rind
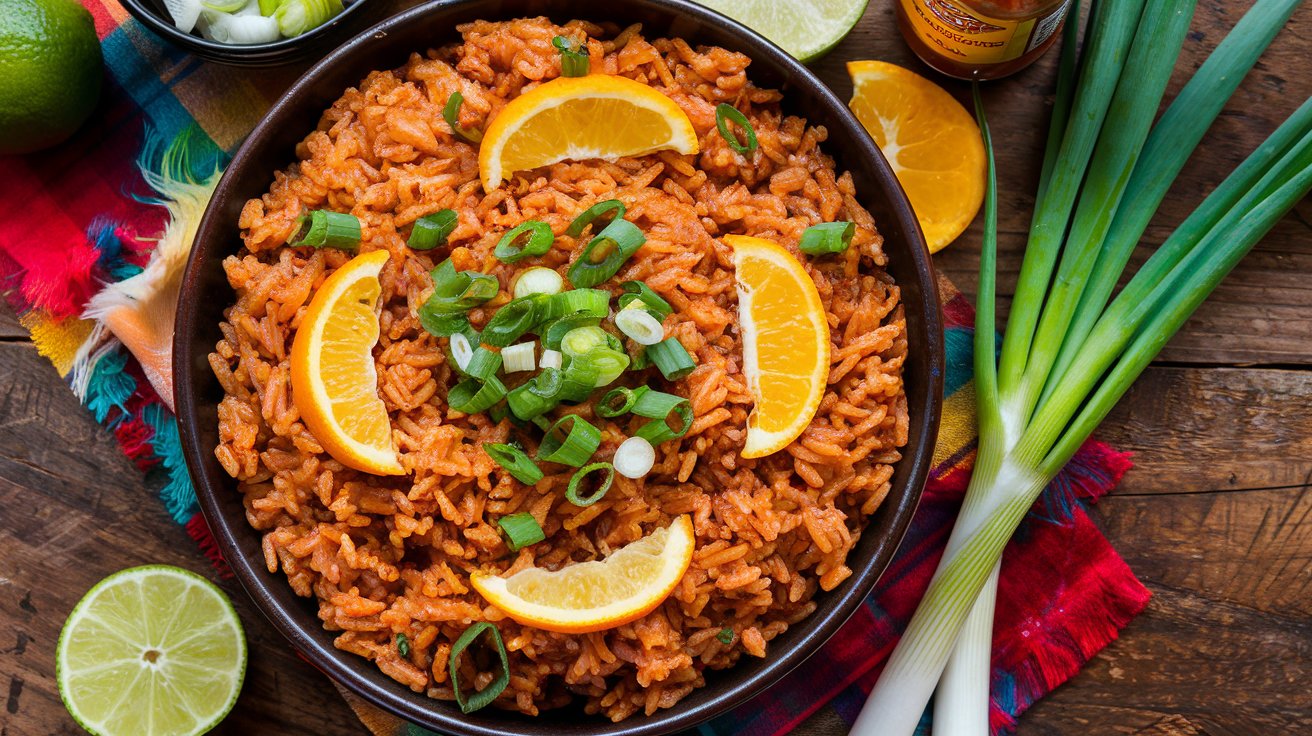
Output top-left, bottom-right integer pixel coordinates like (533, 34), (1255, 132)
(692, 0), (871, 63)
(56, 565), (247, 736)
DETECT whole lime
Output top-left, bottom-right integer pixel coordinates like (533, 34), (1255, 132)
(0, 0), (103, 155)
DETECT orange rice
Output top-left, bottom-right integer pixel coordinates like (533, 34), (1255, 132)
(211, 17), (908, 720)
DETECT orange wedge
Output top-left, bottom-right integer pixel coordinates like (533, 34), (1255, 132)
(470, 515), (694, 634)
(727, 234), (830, 459)
(479, 75), (699, 191)
(290, 249), (404, 475)
(847, 60), (985, 253)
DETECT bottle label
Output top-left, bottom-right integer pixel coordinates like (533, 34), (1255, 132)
(899, 0), (1071, 66)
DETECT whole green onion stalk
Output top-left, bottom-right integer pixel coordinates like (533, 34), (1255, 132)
(853, 0), (1310, 733)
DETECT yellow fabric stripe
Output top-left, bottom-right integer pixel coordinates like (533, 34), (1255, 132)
(20, 312), (94, 377)
(933, 379), (977, 469)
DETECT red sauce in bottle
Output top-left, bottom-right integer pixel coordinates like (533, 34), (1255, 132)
(896, 0), (1071, 80)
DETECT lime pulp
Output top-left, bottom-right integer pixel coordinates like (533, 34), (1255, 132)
(691, 0), (870, 63)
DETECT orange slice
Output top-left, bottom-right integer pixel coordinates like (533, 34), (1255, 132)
(470, 515), (694, 634)
(727, 234), (830, 459)
(479, 75), (699, 191)
(847, 60), (985, 253)
(289, 249), (404, 475)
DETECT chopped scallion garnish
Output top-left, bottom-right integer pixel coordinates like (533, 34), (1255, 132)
(448, 622), (509, 713)
(577, 347), (629, 388)
(799, 221), (855, 256)
(615, 306), (665, 345)
(618, 280), (673, 320)
(566, 218), (645, 288)
(408, 209), (458, 250)
(596, 385), (650, 418)
(486, 445), (544, 486)
(288, 209), (361, 250)
(464, 347), (502, 381)
(552, 35), (590, 77)
(540, 348), (564, 370)
(715, 103), (758, 157)
(482, 297), (539, 347)
(513, 267), (564, 299)
(647, 337), (696, 380)
(494, 221), (554, 263)
(634, 396), (693, 444)
(442, 91), (483, 144)
(497, 511), (546, 550)
(564, 462), (614, 506)
(396, 632), (410, 657)
(613, 436), (655, 479)
(536, 415), (602, 466)
(447, 332), (475, 375)
(500, 342), (536, 373)
(560, 325), (609, 359)
(507, 368), (564, 420)
(560, 358), (600, 402)
(447, 375), (506, 414)
(566, 199), (625, 238)
(716, 627), (734, 645)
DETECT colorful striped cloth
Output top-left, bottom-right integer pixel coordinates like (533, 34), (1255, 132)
(0, 4), (1151, 734)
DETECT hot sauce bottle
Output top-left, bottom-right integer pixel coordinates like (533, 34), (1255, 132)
(896, 0), (1071, 80)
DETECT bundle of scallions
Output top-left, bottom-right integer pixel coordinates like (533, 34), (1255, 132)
(853, 0), (1311, 733)
(162, 0), (344, 44)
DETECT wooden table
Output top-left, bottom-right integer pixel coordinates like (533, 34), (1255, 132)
(2, 1), (1309, 734)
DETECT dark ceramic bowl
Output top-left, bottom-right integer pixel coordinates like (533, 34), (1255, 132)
(175, 1), (944, 733)
(120, 0), (378, 67)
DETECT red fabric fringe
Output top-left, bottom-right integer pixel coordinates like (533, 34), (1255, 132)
(185, 513), (234, 579)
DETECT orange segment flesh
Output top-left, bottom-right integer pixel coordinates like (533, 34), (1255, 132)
(726, 235), (831, 459)
(847, 60), (985, 253)
(289, 249), (404, 475)
(469, 515), (695, 634)
(479, 75), (699, 190)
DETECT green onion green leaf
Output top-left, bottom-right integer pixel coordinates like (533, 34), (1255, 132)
(494, 221), (555, 263)
(408, 209), (458, 251)
(486, 444), (544, 485)
(715, 103), (758, 157)
(566, 218), (645, 288)
(442, 91), (483, 144)
(647, 337), (696, 380)
(799, 221), (855, 256)
(448, 622), (509, 713)
(536, 415), (602, 466)
(497, 512), (546, 550)
(565, 462), (615, 507)
(288, 210), (361, 250)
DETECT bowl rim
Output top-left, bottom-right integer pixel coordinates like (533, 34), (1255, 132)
(174, 1), (945, 733)
(119, 0), (370, 60)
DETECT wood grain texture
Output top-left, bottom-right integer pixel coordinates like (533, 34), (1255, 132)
(2, 0), (1311, 734)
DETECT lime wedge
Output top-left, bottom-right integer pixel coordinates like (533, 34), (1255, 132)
(56, 566), (247, 736)
(691, 0), (870, 62)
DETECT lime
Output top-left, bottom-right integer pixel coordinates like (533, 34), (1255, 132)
(691, 0), (870, 63)
(56, 566), (247, 736)
(0, 0), (103, 155)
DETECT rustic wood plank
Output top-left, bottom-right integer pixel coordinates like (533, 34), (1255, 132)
(1018, 487), (1312, 734)
(1094, 367), (1312, 495)
(0, 342), (362, 736)
(0, 302), (25, 340)
(827, 2), (1312, 366)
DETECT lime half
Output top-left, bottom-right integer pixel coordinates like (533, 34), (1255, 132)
(691, 0), (870, 63)
(56, 566), (247, 736)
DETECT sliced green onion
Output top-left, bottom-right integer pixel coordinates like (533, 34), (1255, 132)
(408, 209), (458, 250)
(482, 297), (539, 347)
(540, 349), (563, 370)
(273, 0), (344, 38)
(424, 259), (498, 314)
(507, 368), (564, 420)
(799, 221), (855, 256)
(579, 347), (629, 388)
(560, 358), (600, 402)
(513, 267), (564, 299)
(552, 34), (590, 77)
(465, 347), (502, 381)
(647, 337), (695, 380)
(613, 436), (655, 479)
(543, 315), (600, 350)
(566, 219), (645, 288)
(715, 103), (757, 157)
(565, 199), (625, 238)
(494, 221), (554, 263)
(448, 622), (509, 714)
(447, 375), (506, 414)
(564, 462), (614, 506)
(448, 332), (475, 375)
(615, 306), (665, 345)
(560, 325), (610, 359)
(257, 0), (279, 15)
(541, 289), (611, 322)
(501, 342), (535, 373)
(488, 402), (510, 424)
(486, 445), (544, 486)
(596, 385), (650, 418)
(634, 398), (693, 444)
(288, 210), (360, 250)
(395, 632), (410, 657)
(629, 346), (650, 371)
(442, 91), (483, 144)
(536, 415), (602, 466)
(631, 390), (688, 419)
(420, 311), (470, 338)
(716, 627), (734, 645)
(618, 281), (673, 320)
(497, 511), (546, 550)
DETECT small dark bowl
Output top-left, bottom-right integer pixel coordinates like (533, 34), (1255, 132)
(120, 0), (378, 67)
(175, 1), (945, 733)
